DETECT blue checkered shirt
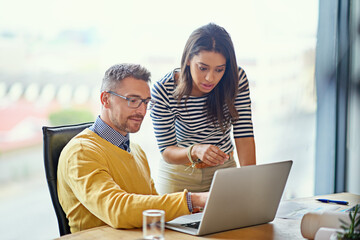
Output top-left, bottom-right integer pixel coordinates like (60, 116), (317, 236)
(89, 116), (130, 152)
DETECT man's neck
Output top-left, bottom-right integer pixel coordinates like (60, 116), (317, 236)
(100, 113), (127, 137)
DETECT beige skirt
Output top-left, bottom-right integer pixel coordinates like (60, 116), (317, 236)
(155, 156), (237, 194)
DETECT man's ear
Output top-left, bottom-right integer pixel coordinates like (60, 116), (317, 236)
(100, 91), (111, 108)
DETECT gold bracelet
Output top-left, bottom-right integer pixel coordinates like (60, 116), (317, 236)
(187, 144), (201, 168)
(187, 144), (195, 166)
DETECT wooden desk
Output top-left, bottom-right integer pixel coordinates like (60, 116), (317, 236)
(55, 193), (360, 240)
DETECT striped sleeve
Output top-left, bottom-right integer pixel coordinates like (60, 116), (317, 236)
(232, 67), (254, 138)
(150, 73), (177, 152)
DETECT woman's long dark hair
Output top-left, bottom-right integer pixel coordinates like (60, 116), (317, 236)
(174, 23), (239, 132)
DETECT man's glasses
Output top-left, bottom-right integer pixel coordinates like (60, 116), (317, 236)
(107, 91), (156, 110)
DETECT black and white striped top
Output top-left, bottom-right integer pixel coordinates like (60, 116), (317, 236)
(150, 67), (254, 155)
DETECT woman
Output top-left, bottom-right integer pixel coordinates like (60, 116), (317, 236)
(150, 23), (256, 194)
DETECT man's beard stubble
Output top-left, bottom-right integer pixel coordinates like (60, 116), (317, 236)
(111, 114), (144, 134)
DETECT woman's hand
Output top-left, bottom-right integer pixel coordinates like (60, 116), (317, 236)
(192, 144), (229, 166)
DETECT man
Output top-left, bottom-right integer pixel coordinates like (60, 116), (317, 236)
(57, 63), (208, 233)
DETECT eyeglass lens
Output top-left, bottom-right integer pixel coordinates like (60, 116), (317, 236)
(128, 97), (154, 110)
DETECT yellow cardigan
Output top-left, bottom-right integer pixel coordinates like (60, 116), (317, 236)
(57, 129), (190, 233)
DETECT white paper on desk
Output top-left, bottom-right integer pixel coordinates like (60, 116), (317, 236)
(275, 201), (341, 219)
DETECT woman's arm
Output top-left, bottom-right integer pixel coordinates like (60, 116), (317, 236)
(162, 144), (229, 166)
(234, 137), (256, 166)
(162, 145), (189, 164)
(232, 67), (256, 167)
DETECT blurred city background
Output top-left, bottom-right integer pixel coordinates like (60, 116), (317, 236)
(0, 0), (318, 239)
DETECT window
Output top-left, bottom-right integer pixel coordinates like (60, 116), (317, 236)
(0, 1), (318, 239)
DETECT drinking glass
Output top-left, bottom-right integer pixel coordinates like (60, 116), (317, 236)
(142, 209), (165, 240)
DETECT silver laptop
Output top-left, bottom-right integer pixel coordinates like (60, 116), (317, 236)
(166, 160), (293, 236)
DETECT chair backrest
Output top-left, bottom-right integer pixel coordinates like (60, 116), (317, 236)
(42, 122), (93, 236)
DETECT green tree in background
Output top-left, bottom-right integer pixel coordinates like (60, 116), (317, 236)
(48, 108), (95, 126)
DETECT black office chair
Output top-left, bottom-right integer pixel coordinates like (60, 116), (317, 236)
(42, 122), (93, 236)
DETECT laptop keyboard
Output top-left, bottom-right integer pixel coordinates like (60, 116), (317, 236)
(182, 221), (200, 229)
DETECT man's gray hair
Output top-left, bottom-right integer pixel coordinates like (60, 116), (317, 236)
(100, 63), (151, 92)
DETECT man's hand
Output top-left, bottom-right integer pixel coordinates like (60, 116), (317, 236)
(190, 192), (209, 208)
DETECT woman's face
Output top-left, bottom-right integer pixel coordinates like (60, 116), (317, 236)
(188, 50), (226, 97)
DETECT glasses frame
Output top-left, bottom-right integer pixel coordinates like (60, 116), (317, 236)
(106, 91), (155, 110)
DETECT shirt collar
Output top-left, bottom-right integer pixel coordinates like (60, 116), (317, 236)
(89, 116), (130, 152)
